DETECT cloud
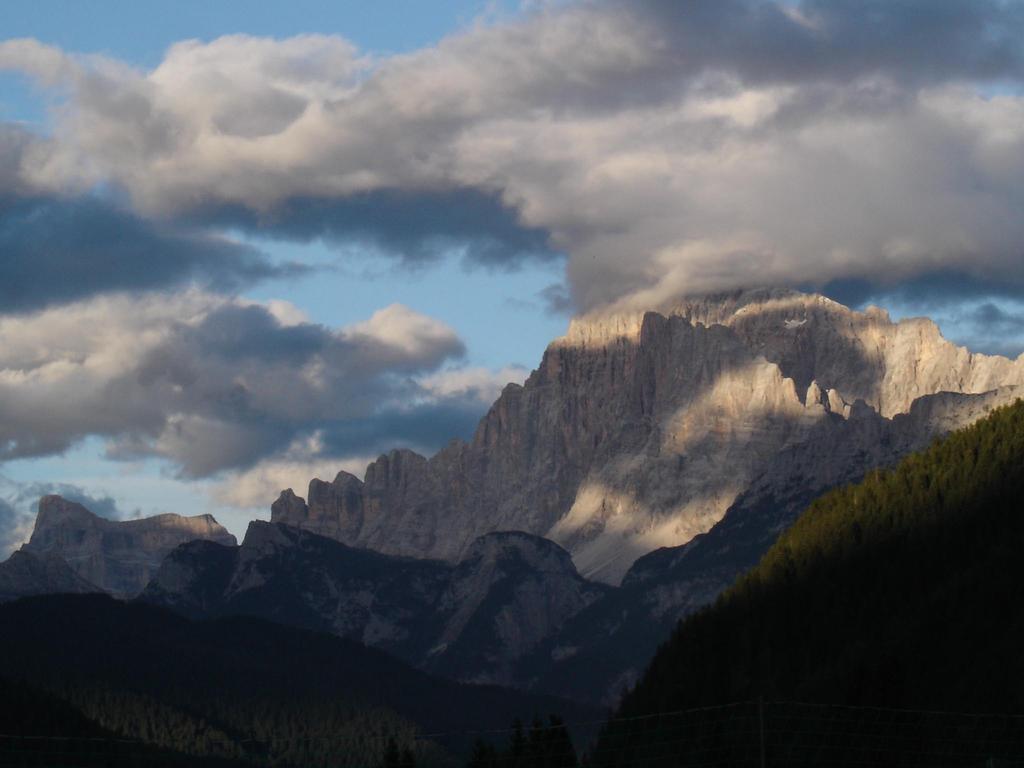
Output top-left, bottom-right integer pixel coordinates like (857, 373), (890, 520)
(199, 189), (556, 268)
(0, 290), (472, 477)
(209, 434), (373, 510)
(0, 195), (303, 313)
(0, 496), (29, 558)
(2, 2), (1024, 311)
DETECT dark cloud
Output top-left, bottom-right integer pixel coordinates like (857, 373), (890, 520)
(0, 195), (304, 313)
(641, 0), (1024, 87)
(819, 271), (1024, 311)
(538, 283), (574, 316)
(971, 301), (1024, 330)
(0, 496), (22, 556)
(200, 188), (558, 269)
(318, 402), (485, 458)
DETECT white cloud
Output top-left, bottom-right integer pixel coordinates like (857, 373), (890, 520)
(209, 432), (373, 510)
(3, 2), (1024, 312)
(0, 290), (466, 475)
(419, 365), (530, 404)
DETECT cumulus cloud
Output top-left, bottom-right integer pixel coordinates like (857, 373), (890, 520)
(3, 1), (1024, 308)
(0, 290), (473, 476)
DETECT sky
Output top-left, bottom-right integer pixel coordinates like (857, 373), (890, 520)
(1, 0), (1024, 553)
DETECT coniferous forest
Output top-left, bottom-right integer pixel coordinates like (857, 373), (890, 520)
(0, 596), (595, 767)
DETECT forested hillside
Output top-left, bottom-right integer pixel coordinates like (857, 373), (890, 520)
(591, 399), (1024, 766)
(0, 596), (596, 767)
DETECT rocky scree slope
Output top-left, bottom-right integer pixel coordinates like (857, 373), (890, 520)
(271, 289), (1024, 584)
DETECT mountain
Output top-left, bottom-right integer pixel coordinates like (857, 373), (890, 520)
(588, 398), (1024, 766)
(0, 549), (102, 602)
(270, 289), (1024, 584)
(0, 594), (599, 766)
(142, 522), (608, 686)
(19, 494), (237, 596)
(521, 384), (1019, 703)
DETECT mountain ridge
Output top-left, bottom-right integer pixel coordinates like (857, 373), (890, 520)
(20, 494), (237, 597)
(270, 288), (1024, 583)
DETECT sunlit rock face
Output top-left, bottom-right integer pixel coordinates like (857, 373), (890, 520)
(273, 289), (1024, 584)
(22, 495), (237, 597)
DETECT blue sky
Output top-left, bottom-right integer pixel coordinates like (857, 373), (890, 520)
(1, 0), (1024, 550)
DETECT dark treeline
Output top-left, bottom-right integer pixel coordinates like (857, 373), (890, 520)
(465, 717), (577, 768)
(0, 675), (249, 767)
(0, 596), (595, 767)
(590, 399), (1024, 766)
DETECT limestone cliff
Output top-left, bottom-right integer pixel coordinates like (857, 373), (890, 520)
(272, 289), (1024, 583)
(21, 495), (237, 597)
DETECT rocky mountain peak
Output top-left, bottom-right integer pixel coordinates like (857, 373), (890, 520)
(34, 494), (96, 528)
(22, 495), (236, 597)
(268, 288), (1024, 584)
(271, 488), (308, 522)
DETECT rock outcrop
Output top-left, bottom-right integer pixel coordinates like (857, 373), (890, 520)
(142, 523), (607, 686)
(272, 289), (1024, 583)
(21, 495), (237, 597)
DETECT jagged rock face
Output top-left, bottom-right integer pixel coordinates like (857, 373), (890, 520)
(142, 524), (605, 686)
(22, 495), (237, 597)
(0, 550), (102, 603)
(524, 385), (1024, 705)
(272, 289), (1024, 584)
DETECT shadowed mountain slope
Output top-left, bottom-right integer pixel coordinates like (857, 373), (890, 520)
(142, 523), (608, 687)
(589, 398), (1024, 766)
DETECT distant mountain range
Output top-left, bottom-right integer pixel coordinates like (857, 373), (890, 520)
(17, 494), (236, 596)
(269, 288), (1024, 584)
(140, 522), (608, 687)
(2, 288), (1022, 708)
